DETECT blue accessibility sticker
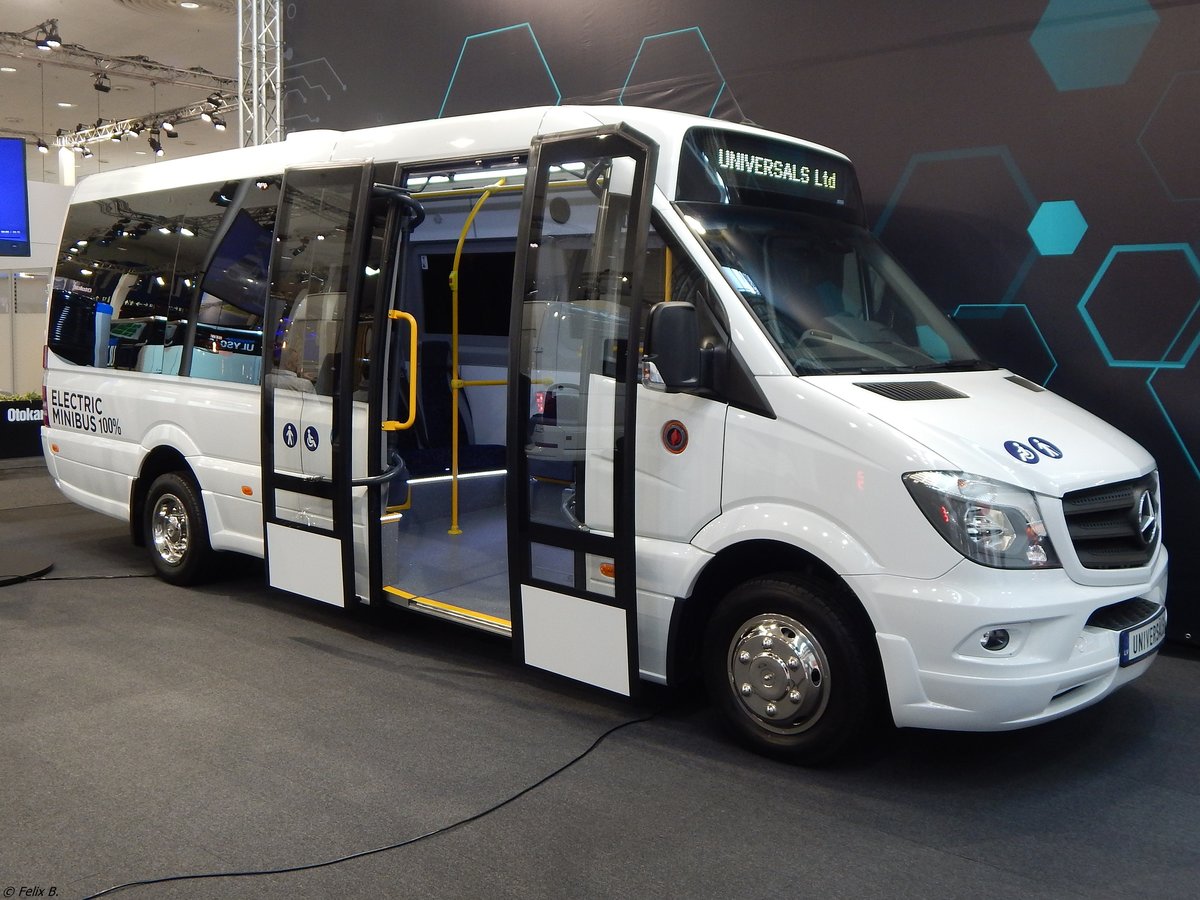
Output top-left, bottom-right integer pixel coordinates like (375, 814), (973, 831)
(282, 422), (298, 448)
(1004, 440), (1039, 464)
(1028, 436), (1062, 459)
(304, 425), (320, 452)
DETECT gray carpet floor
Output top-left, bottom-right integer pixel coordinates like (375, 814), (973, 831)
(1, 460), (1197, 899)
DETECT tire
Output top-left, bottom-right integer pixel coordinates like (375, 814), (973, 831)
(703, 575), (877, 765)
(143, 472), (214, 585)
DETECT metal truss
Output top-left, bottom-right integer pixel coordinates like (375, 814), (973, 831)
(238, 0), (283, 146)
(54, 98), (238, 150)
(0, 29), (235, 93)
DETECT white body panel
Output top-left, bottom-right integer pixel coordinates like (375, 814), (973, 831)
(266, 522), (344, 607)
(42, 105), (1167, 733)
(695, 364), (1166, 728)
(522, 584), (631, 695)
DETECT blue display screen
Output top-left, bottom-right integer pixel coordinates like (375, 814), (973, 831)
(0, 137), (32, 257)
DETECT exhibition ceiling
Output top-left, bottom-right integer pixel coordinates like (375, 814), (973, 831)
(0, 0), (239, 182)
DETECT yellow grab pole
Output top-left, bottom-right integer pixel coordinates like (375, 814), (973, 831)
(447, 177), (506, 535)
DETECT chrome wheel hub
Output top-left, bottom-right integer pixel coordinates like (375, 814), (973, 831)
(151, 493), (189, 565)
(728, 614), (829, 734)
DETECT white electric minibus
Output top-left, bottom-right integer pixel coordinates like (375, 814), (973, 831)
(41, 106), (1168, 762)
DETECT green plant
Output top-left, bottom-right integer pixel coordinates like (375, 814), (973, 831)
(0, 391), (41, 402)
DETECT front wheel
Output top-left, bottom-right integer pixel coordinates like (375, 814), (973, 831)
(144, 472), (214, 585)
(703, 575), (878, 764)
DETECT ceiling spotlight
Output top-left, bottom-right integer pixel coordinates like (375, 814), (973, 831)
(93, 73), (111, 93)
(34, 20), (62, 51)
(212, 116), (226, 131)
(160, 119), (175, 133)
(180, 2), (202, 8)
(148, 136), (164, 156)
(36, 138), (48, 153)
(200, 109), (213, 123)
(206, 92), (224, 105)
(166, 128), (179, 139)
(81, 147), (94, 159)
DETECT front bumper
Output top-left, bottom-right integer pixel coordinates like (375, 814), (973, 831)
(846, 550), (1169, 731)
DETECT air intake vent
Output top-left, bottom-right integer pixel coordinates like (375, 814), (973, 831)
(1063, 474), (1159, 569)
(1086, 598), (1161, 632)
(1006, 374), (1045, 392)
(854, 381), (968, 401)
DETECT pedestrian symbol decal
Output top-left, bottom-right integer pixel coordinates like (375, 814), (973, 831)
(1028, 437), (1062, 459)
(282, 422), (298, 448)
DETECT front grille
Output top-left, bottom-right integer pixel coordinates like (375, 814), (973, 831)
(854, 381), (967, 401)
(1086, 597), (1160, 631)
(1062, 474), (1159, 569)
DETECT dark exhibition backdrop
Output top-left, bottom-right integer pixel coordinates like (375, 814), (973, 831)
(282, 0), (1200, 643)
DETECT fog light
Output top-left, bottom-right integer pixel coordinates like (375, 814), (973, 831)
(980, 629), (1010, 652)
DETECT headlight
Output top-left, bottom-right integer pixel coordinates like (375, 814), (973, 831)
(903, 471), (1060, 569)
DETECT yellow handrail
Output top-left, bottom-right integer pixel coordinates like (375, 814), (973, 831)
(381, 310), (418, 432)
(448, 178), (506, 535)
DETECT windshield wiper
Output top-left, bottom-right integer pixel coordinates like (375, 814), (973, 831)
(912, 359), (996, 372)
(803, 359), (996, 376)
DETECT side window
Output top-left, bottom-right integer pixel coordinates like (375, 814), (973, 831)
(642, 216), (772, 415)
(189, 178), (280, 385)
(644, 218), (729, 348)
(50, 190), (188, 371)
(48, 176), (280, 383)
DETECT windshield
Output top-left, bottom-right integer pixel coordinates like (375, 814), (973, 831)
(677, 202), (992, 375)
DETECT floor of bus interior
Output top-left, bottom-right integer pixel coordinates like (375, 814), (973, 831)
(2, 456), (1198, 900)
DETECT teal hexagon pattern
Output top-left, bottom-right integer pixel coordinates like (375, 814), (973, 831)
(619, 27), (728, 116)
(1028, 200), (1088, 256)
(1030, 0), (1159, 92)
(1077, 244), (1200, 369)
(439, 24), (560, 119)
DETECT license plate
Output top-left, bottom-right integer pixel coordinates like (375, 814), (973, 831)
(1119, 606), (1166, 667)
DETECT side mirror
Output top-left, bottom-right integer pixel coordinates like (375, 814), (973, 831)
(642, 301), (700, 391)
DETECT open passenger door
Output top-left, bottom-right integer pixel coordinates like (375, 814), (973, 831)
(260, 163), (374, 607)
(508, 126), (658, 695)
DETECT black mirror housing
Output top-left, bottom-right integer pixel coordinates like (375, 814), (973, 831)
(644, 301), (701, 390)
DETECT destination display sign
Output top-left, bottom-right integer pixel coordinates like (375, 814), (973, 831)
(676, 127), (863, 220)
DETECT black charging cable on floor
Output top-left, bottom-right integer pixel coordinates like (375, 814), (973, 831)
(80, 710), (657, 899)
(1, 571), (156, 588)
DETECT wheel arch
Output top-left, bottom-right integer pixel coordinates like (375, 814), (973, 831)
(130, 445), (196, 546)
(668, 539), (881, 688)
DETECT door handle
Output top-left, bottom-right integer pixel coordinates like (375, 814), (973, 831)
(382, 309), (418, 431)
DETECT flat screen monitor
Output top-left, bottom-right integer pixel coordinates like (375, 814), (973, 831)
(0, 137), (32, 257)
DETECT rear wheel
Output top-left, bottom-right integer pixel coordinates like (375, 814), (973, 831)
(144, 472), (213, 585)
(703, 575), (877, 764)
